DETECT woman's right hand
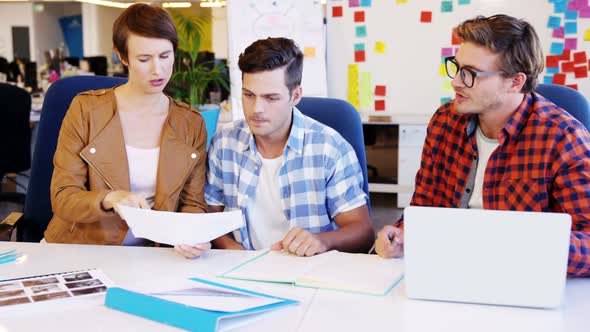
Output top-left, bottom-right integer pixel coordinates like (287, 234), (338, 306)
(101, 190), (150, 215)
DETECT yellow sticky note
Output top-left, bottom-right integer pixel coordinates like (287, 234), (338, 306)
(441, 80), (454, 93)
(374, 41), (386, 54)
(440, 63), (447, 77)
(304, 46), (316, 58)
(396, 0), (408, 3)
(348, 64), (360, 109)
(360, 71), (372, 109)
(585, 29), (590, 42)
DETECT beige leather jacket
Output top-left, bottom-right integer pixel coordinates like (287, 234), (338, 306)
(44, 87), (208, 244)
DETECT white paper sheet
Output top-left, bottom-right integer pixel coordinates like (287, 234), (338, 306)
(116, 206), (244, 246)
(136, 277), (283, 313)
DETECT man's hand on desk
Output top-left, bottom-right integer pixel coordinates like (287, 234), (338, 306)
(375, 225), (404, 258)
(174, 242), (212, 259)
(271, 227), (328, 257)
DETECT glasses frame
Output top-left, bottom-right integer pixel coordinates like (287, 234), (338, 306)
(444, 56), (504, 88)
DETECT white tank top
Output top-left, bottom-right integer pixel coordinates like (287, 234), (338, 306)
(122, 145), (159, 246)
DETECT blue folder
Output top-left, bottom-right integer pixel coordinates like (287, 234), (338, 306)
(104, 277), (298, 332)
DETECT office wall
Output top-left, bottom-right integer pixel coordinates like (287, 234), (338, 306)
(212, 7), (228, 59)
(0, 3), (36, 62)
(33, 3), (82, 65)
(82, 3), (123, 58)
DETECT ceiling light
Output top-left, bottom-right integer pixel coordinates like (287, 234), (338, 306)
(163, 2), (191, 8)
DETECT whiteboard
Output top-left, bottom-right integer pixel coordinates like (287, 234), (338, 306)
(226, 0), (327, 120)
(326, 0), (590, 121)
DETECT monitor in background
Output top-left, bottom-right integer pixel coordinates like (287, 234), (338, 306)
(83, 56), (108, 76)
(403, 206), (571, 309)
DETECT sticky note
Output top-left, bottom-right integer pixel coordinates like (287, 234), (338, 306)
(441, 1), (453, 12)
(332, 6), (343, 17)
(354, 43), (365, 51)
(567, 1), (576, 11)
(547, 67), (559, 74)
(546, 55), (560, 68)
(361, 0), (372, 7)
(354, 11), (365, 22)
(374, 41), (386, 54)
(360, 71), (372, 109)
(558, 49), (571, 61)
(565, 22), (577, 34)
(440, 97), (452, 104)
(554, 2), (567, 13)
(548, 16), (561, 29)
(304, 47), (316, 58)
(566, 84), (578, 90)
(442, 80), (454, 93)
(585, 29), (590, 41)
(543, 75), (554, 85)
(564, 38), (577, 50)
(375, 85), (386, 96)
(581, 9), (590, 18)
(440, 63), (447, 76)
(561, 61), (575, 72)
(349, 0), (360, 7)
(451, 28), (461, 45)
(441, 47), (453, 57)
(551, 42), (565, 55)
(573, 51), (587, 64)
(574, 65), (588, 78)
(356, 25), (367, 38)
(375, 100), (386, 111)
(565, 10), (578, 20)
(354, 50), (366, 62)
(420, 11), (432, 23)
(552, 73), (566, 85)
(396, 0), (408, 3)
(458, 0), (471, 5)
(552, 27), (564, 39)
(347, 64), (360, 109)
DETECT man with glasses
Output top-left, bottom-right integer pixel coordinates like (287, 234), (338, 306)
(374, 14), (590, 277)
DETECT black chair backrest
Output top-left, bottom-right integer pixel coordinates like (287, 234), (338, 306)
(0, 83), (31, 177)
(19, 76), (127, 241)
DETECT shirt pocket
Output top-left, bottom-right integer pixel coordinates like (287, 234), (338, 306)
(497, 178), (549, 211)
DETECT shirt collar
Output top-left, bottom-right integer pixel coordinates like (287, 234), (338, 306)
(464, 93), (533, 140)
(243, 106), (306, 155)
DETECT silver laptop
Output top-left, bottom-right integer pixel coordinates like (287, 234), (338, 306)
(404, 206), (571, 309)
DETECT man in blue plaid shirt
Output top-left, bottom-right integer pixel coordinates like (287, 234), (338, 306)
(176, 38), (373, 258)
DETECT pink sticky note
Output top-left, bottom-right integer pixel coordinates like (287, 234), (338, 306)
(564, 38), (577, 50)
(349, 0), (360, 7)
(580, 9), (590, 18)
(441, 47), (453, 57)
(552, 27), (564, 39)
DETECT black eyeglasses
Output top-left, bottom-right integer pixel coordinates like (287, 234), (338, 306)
(444, 56), (504, 88)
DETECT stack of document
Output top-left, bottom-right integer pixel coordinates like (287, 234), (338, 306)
(116, 206), (244, 245)
(105, 277), (298, 332)
(221, 250), (404, 296)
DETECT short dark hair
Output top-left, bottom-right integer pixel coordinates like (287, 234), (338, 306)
(112, 4), (178, 64)
(456, 14), (544, 93)
(238, 37), (303, 93)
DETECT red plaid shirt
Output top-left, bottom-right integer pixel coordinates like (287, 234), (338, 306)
(397, 92), (590, 277)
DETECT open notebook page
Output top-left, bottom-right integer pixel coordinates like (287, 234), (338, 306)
(296, 252), (404, 296)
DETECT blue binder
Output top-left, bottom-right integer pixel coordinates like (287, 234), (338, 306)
(104, 277), (298, 332)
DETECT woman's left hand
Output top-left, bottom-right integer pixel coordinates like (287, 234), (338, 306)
(174, 242), (212, 259)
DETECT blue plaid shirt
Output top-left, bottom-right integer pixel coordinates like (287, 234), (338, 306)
(206, 107), (367, 250)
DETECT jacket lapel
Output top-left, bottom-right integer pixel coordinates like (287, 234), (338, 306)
(152, 107), (200, 211)
(79, 106), (130, 192)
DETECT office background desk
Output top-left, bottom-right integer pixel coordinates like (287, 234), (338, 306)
(1, 242), (589, 332)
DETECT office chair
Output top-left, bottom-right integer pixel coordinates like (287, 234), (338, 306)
(535, 84), (590, 131)
(297, 97), (370, 211)
(0, 83), (31, 235)
(0, 75), (220, 242)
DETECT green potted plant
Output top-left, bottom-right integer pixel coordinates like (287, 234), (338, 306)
(167, 10), (229, 109)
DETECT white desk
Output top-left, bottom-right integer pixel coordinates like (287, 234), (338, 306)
(1, 242), (589, 332)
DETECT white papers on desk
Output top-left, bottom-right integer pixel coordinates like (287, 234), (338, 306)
(116, 206), (243, 246)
